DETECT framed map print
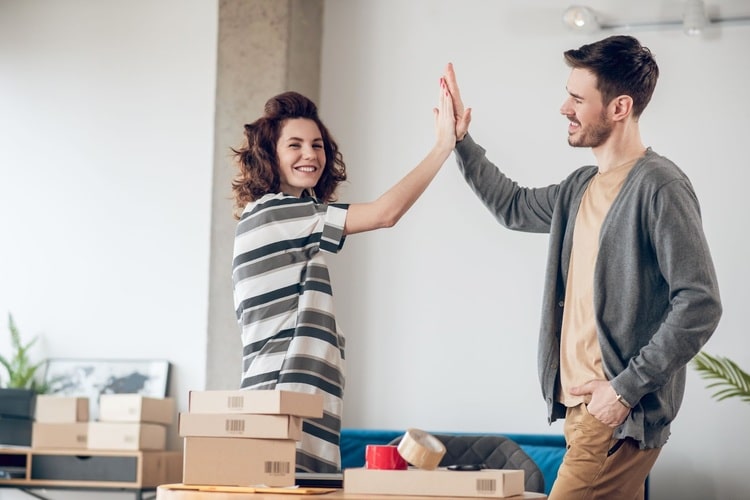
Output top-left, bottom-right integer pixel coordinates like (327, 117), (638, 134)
(43, 358), (170, 419)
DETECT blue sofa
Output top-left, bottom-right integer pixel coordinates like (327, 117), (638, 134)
(340, 428), (566, 496)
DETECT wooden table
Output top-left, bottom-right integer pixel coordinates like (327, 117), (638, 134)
(156, 484), (547, 500)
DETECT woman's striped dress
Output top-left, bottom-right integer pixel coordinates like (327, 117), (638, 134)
(232, 192), (349, 473)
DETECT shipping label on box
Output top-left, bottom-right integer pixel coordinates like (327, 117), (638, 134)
(182, 436), (296, 487)
(32, 422), (88, 449)
(98, 394), (175, 424)
(34, 396), (89, 423)
(87, 422), (167, 450)
(343, 467), (525, 498)
(178, 413), (302, 440)
(188, 390), (323, 418)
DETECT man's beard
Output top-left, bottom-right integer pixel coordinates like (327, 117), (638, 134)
(568, 110), (613, 148)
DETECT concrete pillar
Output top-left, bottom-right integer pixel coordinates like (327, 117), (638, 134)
(205, 0), (323, 390)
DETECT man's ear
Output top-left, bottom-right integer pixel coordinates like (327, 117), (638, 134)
(610, 95), (633, 122)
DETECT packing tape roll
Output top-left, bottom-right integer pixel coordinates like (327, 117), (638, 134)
(396, 428), (446, 470)
(365, 444), (408, 470)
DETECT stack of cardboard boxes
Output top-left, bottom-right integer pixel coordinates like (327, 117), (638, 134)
(89, 394), (175, 450)
(32, 394), (175, 450)
(179, 389), (323, 487)
(32, 395), (89, 448)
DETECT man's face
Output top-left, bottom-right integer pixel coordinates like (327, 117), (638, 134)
(560, 68), (613, 148)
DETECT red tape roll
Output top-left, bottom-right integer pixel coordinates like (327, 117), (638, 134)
(365, 444), (408, 470)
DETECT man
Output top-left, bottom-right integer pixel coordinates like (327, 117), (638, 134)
(444, 35), (721, 499)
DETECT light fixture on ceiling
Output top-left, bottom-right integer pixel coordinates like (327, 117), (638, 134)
(562, 1), (750, 37)
(683, 0), (707, 35)
(561, 5), (600, 33)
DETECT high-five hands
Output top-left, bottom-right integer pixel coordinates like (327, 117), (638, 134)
(443, 63), (472, 142)
(434, 77), (457, 152)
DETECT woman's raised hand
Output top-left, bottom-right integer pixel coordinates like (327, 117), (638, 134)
(434, 76), (457, 152)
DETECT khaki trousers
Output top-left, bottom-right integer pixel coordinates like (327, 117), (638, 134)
(548, 404), (661, 500)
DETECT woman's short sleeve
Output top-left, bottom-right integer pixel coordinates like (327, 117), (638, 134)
(321, 203), (349, 253)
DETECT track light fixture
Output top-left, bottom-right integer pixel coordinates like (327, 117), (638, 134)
(562, 1), (750, 37)
(562, 5), (600, 33)
(682, 0), (707, 35)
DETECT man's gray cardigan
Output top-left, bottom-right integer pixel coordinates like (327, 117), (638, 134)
(455, 134), (722, 449)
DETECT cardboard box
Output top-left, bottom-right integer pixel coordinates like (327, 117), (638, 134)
(87, 422), (166, 450)
(343, 467), (525, 498)
(182, 436), (296, 487)
(34, 396), (89, 423)
(32, 422), (88, 449)
(188, 390), (323, 418)
(98, 394), (175, 424)
(178, 412), (302, 440)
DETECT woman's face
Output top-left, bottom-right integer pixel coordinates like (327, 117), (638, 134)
(276, 118), (326, 197)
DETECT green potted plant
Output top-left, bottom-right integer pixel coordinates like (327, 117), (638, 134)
(0, 312), (50, 446)
(0, 312), (48, 445)
(692, 351), (750, 403)
(1, 313), (47, 393)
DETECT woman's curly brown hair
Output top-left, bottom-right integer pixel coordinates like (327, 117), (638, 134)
(230, 91), (347, 218)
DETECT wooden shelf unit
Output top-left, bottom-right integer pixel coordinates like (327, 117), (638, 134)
(0, 447), (182, 489)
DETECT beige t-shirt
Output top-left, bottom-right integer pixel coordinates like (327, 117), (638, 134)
(558, 159), (638, 407)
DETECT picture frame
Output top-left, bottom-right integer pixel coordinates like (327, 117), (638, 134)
(43, 358), (171, 419)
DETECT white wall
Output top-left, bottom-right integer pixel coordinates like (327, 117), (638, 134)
(320, 1), (750, 499)
(1, 0), (748, 499)
(0, 1), (216, 497)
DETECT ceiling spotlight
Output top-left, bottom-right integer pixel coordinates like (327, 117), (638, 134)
(683, 0), (707, 36)
(562, 5), (601, 33)
(562, 1), (750, 37)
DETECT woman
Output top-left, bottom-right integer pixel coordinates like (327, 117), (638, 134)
(231, 82), (454, 473)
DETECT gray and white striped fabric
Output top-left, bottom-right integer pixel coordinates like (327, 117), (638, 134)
(232, 192), (349, 473)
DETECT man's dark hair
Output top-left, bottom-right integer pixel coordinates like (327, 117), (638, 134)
(564, 35), (659, 118)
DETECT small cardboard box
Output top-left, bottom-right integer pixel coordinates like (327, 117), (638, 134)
(343, 467), (525, 498)
(182, 436), (296, 487)
(178, 412), (303, 440)
(32, 422), (88, 449)
(34, 396), (89, 423)
(98, 394), (175, 424)
(87, 422), (166, 450)
(188, 390), (323, 418)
